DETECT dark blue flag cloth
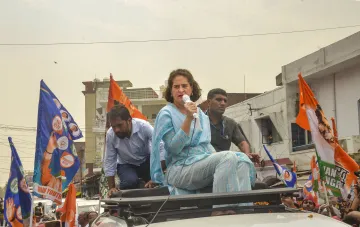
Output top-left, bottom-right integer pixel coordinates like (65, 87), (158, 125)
(263, 145), (297, 188)
(33, 80), (83, 204)
(4, 137), (32, 227)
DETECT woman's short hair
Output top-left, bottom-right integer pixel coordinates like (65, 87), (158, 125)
(163, 69), (201, 103)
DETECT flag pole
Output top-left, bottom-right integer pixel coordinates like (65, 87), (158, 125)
(322, 181), (330, 205)
(29, 193), (34, 227)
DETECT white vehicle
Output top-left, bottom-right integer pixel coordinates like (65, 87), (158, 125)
(92, 187), (351, 227)
(76, 198), (104, 214)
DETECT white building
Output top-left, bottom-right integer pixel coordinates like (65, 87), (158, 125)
(225, 31), (360, 184)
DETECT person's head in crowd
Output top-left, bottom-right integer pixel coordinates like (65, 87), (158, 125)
(281, 193), (296, 208)
(77, 212), (89, 227)
(302, 196), (316, 211)
(329, 196), (339, 207)
(207, 88), (228, 116)
(343, 212), (360, 227)
(109, 104), (132, 139)
(87, 211), (98, 222)
(163, 69), (201, 107)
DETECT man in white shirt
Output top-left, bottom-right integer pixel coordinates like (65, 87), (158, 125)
(104, 105), (165, 194)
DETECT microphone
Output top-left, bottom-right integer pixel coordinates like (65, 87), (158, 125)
(182, 94), (199, 119)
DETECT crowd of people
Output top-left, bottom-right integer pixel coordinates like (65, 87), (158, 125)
(281, 188), (360, 226)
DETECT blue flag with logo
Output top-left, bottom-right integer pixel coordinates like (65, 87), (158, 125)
(263, 145), (297, 188)
(4, 137), (32, 227)
(33, 80), (83, 204)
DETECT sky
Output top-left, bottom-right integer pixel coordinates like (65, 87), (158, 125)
(0, 0), (360, 186)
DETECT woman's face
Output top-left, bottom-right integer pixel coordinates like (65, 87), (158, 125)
(171, 75), (193, 106)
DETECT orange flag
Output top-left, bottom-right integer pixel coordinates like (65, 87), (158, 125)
(295, 73), (359, 198)
(107, 74), (147, 120)
(57, 183), (76, 227)
(331, 117), (339, 144)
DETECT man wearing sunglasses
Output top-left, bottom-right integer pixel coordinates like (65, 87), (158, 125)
(206, 88), (260, 163)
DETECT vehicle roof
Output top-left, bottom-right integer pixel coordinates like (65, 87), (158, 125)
(140, 212), (349, 227)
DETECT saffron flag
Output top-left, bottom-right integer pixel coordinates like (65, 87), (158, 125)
(263, 145), (297, 188)
(296, 73), (359, 197)
(33, 80), (82, 204)
(4, 137), (32, 227)
(57, 183), (76, 227)
(106, 74), (147, 120)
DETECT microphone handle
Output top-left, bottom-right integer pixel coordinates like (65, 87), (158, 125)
(184, 100), (199, 119)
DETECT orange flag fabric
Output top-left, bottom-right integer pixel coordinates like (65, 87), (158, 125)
(107, 74), (147, 120)
(331, 117), (339, 144)
(57, 183), (76, 227)
(295, 73), (359, 198)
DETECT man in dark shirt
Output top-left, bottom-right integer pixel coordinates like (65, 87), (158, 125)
(206, 88), (260, 163)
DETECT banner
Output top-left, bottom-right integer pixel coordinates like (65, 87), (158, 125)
(33, 80), (82, 204)
(4, 137), (32, 227)
(263, 145), (297, 188)
(296, 73), (359, 197)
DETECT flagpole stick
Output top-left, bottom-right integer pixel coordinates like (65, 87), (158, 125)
(321, 180), (331, 217)
(29, 193), (34, 227)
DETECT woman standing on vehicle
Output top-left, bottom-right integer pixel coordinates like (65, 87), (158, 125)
(151, 69), (256, 216)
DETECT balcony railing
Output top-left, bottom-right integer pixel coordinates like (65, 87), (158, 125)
(98, 89), (162, 102)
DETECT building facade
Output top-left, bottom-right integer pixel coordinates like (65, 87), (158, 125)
(225, 31), (360, 184)
(82, 78), (167, 171)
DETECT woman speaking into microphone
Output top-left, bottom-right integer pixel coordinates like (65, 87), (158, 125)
(150, 69), (256, 216)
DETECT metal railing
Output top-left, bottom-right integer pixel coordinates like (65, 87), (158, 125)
(98, 89), (163, 101)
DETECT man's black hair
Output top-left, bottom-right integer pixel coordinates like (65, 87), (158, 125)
(207, 88), (227, 100)
(109, 104), (131, 121)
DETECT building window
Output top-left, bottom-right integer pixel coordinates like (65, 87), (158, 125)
(291, 123), (314, 151)
(256, 117), (282, 144)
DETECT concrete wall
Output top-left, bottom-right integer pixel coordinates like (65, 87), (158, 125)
(283, 31), (360, 84)
(333, 65), (360, 137)
(85, 93), (96, 164)
(141, 104), (166, 120)
(297, 64), (360, 138)
(225, 87), (289, 160)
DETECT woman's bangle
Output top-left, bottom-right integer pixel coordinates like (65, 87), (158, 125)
(45, 149), (53, 154)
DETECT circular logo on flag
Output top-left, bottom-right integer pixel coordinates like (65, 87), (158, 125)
(304, 180), (313, 189)
(10, 178), (18, 194)
(283, 170), (292, 181)
(52, 116), (63, 132)
(69, 123), (80, 137)
(60, 153), (75, 168)
(16, 207), (22, 220)
(60, 110), (71, 122)
(20, 178), (30, 193)
(57, 136), (69, 150)
(53, 99), (62, 109)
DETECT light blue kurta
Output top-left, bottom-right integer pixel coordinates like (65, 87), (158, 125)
(151, 103), (256, 195)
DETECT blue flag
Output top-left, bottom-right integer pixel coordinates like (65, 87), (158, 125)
(33, 80), (83, 204)
(4, 137), (32, 227)
(263, 145), (297, 188)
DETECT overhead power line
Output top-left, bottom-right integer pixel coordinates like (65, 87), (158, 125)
(0, 24), (360, 46)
